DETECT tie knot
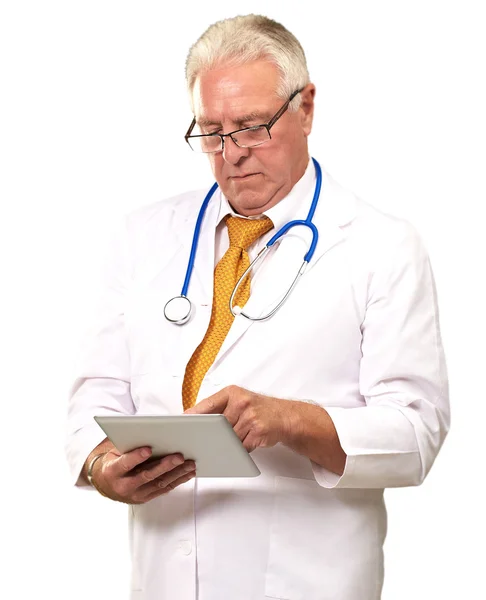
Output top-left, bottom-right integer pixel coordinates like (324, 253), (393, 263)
(225, 215), (274, 250)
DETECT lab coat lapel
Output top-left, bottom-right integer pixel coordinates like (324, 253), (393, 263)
(300, 169), (358, 274)
(173, 188), (221, 373)
(206, 170), (357, 370)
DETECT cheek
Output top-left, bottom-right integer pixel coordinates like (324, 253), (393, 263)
(257, 146), (293, 182)
(207, 154), (221, 177)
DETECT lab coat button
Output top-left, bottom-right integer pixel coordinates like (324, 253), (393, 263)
(178, 540), (192, 555)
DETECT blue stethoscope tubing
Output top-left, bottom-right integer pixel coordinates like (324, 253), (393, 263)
(163, 157), (322, 325)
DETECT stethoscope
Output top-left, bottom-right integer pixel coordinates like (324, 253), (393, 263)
(163, 157), (322, 325)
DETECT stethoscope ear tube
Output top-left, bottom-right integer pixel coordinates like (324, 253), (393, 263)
(229, 245), (270, 318)
(230, 252), (309, 322)
(266, 220), (319, 262)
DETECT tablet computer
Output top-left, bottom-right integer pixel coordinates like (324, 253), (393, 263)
(93, 414), (261, 478)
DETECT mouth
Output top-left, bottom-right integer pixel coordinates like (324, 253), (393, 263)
(230, 173), (260, 180)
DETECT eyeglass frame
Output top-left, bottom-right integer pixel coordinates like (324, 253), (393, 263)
(184, 87), (305, 153)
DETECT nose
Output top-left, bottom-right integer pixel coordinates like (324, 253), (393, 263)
(222, 135), (250, 165)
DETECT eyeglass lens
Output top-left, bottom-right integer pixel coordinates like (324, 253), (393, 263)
(189, 125), (270, 153)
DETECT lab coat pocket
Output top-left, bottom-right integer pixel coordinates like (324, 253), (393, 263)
(264, 477), (383, 600)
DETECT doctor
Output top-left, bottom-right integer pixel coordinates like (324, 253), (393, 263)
(66, 14), (450, 600)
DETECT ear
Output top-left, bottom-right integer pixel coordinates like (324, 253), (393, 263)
(299, 84), (316, 137)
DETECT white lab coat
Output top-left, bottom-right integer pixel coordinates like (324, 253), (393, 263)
(66, 164), (449, 600)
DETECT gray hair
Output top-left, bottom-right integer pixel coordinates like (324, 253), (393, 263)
(185, 14), (311, 112)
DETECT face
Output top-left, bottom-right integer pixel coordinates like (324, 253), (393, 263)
(191, 60), (315, 216)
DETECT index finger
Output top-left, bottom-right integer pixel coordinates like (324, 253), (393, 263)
(184, 388), (229, 415)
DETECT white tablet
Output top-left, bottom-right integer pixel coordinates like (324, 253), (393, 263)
(93, 414), (261, 478)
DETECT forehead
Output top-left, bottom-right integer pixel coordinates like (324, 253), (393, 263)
(192, 60), (281, 124)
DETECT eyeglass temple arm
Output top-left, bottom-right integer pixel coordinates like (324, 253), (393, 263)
(185, 118), (196, 139)
(185, 87), (305, 139)
(267, 87), (305, 129)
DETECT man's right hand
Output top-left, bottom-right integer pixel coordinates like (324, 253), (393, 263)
(87, 444), (196, 504)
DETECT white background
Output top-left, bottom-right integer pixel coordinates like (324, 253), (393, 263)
(1, 1), (485, 598)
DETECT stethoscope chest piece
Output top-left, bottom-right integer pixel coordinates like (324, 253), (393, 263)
(164, 295), (193, 325)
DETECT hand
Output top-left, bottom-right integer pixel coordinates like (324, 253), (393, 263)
(185, 385), (293, 452)
(91, 447), (196, 504)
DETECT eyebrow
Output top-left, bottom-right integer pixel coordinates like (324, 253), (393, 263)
(196, 110), (272, 129)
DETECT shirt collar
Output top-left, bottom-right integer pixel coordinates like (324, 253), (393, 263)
(216, 157), (315, 230)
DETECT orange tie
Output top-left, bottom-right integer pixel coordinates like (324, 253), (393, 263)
(182, 215), (274, 410)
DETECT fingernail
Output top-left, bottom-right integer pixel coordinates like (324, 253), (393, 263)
(141, 449), (151, 458)
(172, 457), (184, 467)
(184, 462), (196, 472)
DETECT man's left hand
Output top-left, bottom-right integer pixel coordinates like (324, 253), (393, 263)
(184, 385), (294, 452)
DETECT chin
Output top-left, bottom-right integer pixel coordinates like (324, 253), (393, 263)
(231, 190), (269, 216)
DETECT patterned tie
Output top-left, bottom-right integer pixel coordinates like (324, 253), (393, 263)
(182, 215), (274, 410)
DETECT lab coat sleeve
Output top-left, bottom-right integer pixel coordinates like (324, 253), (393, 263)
(313, 222), (450, 489)
(65, 216), (136, 487)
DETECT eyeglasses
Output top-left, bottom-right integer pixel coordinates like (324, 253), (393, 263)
(184, 88), (304, 154)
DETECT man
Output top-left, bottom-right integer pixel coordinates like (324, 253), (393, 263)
(66, 14), (449, 600)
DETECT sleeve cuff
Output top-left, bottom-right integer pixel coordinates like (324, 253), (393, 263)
(311, 453), (356, 488)
(311, 405), (423, 489)
(65, 422), (109, 487)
